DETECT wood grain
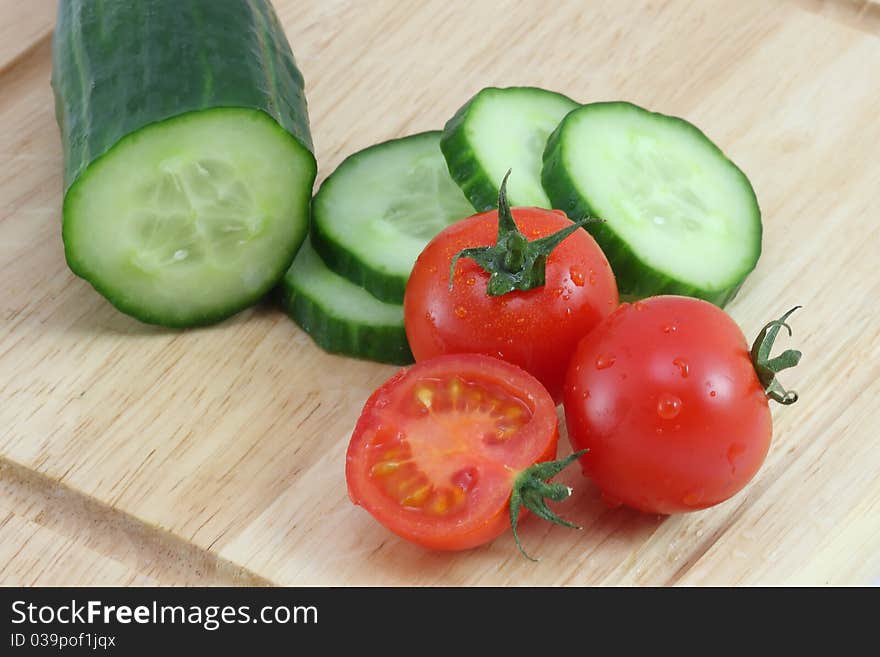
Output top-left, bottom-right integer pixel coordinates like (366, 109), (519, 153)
(1, 0), (878, 586)
(0, 458), (269, 586)
(0, 0), (54, 75)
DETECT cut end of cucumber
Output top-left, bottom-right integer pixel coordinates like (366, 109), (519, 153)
(545, 102), (761, 302)
(63, 108), (315, 326)
(128, 158), (264, 273)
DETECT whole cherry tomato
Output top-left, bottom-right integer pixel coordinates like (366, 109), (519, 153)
(563, 296), (802, 514)
(404, 173), (618, 402)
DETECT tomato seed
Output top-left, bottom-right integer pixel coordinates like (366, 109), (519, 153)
(414, 385), (433, 409)
(402, 484), (432, 507)
(370, 461), (401, 477)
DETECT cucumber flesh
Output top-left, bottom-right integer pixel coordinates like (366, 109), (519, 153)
(542, 102), (761, 306)
(279, 238), (413, 365)
(311, 131), (474, 304)
(64, 109), (314, 326)
(441, 87), (578, 211)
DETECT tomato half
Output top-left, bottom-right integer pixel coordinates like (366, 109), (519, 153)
(563, 296), (791, 515)
(404, 206), (618, 403)
(346, 354), (559, 551)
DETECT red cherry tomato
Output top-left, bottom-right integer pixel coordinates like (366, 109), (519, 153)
(346, 354), (572, 552)
(404, 206), (618, 403)
(563, 296), (801, 515)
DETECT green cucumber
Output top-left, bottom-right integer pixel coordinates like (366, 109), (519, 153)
(441, 86), (578, 211)
(279, 239), (413, 365)
(542, 102), (761, 306)
(52, 0), (316, 327)
(311, 131), (474, 304)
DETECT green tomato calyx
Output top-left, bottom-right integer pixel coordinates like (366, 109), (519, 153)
(509, 449), (588, 561)
(448, 171), (598, 296)
(750, 306), (803, 405)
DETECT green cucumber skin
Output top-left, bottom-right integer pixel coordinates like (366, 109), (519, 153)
(52, 0), (316, 327)
(310, 211), (407, 305)
(541, 101), (761, 307)
(52, 0), (313, 191)
(310, 131), (442, 305)
(440, 86), (578, 211)
(278, 283), (414, 366)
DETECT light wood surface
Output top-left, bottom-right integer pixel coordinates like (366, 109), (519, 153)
(1, 0), (879, 586)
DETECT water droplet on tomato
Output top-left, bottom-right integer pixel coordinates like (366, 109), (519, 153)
(662, 324), (677, 334)
(552, 287), (564, 298)
(454, 306), (467, 319)
(589, 270), (597, 286)
(672, 357), (689, 378)
(727, 443), (746, 474)
(656, 392), (682, 419)
(581, 390), (591, 400)
(465, 277), (475, 286)
(570, 267), (585, 286)
(709, 390), (717, 398)
(595, 354), (616, 370)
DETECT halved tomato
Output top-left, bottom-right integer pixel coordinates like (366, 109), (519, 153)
(345, 353), (580, 555)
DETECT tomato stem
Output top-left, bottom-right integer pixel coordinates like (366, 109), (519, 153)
(749, 306), (803, 405)
(509, 449), (588, 561)
(448, 171), (598, 296)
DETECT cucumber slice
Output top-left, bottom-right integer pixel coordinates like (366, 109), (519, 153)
(279, 239), (413, 365)
(311, 131), (474, 304)
(542, 102), (761, 306)
(441, 86), (578, 211)
(52, 0), (316, 327)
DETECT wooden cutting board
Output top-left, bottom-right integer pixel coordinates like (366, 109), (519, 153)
(2, 0), (879, 586)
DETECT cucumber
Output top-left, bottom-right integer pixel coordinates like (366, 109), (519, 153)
(279, 239), (413, 365)
(311, 131), (474, 304)
(51, 0), (316, 327)
(441, 86), (578, 211)
(542, 102), (761, 306)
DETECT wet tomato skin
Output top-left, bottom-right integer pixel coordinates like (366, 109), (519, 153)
(563, 296), (772, 515)
(346, 354), (558, 551)
(404, 208), (618, 403)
